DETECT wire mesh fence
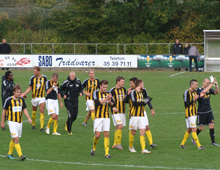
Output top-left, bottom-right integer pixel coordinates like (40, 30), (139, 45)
(8, 43), (204, 54)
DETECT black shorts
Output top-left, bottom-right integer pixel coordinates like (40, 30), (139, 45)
(197, 112), (214, 126)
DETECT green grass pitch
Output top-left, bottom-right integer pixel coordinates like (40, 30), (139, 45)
(0, 70), (220, 170)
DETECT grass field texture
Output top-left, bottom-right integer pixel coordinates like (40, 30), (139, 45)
(0, 70), (220, 170)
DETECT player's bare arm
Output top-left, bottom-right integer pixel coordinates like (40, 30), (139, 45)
(23, 108), (32, 124)
(200, 82), (215, 97)
(1, 109), (6, 129)
(58, 93), (63, 109)
(151, 109), (155, 116)
(83, 90), (91, 97)
(21, 86), (32, 97)
(46, 82), (58, 95)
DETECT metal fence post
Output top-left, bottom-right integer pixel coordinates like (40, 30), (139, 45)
(31, 43), (33, 54)
(74, 44), (75, 54)
(24, 44), (25, 54)
(52, 44), (54, 54)
(146, 44), (148, 54)
(117, 44), (119, 54)
(168, 43), (170, 54)
(124, 44), (126, 54)
(96, 44), (97, 54)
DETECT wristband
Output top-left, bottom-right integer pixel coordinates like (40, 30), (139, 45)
(52, 85), (55, 88)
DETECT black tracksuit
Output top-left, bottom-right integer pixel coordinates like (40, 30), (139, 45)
(0, 43), (11, 54)
(1, 76), (15, 107)
(59, 77), (83, 133)
(172, 43), (183, 55)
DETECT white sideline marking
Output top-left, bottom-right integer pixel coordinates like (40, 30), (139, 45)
(169, 71), (187, 77)
(0, 155), (218, 170)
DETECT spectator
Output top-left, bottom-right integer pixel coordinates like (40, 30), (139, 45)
(183, 43), (190, 54)
(172, 39), (183, 57)
(0, 39), (11, 70)
(172, 39), (183, 71)
(188, 46), (200, 72)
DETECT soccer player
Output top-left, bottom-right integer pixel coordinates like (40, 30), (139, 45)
(1, 84), (32, 161)
(45, 73), (63, 135)
(125, 77), (157, 152)
(82, 70), (100, 126)
(21, 66), (47, 131)
(59, 72), (83, 135)
(110, 76), (126, 150)
(90, 80), (118, 158)
(128, 79), (153, 154)
(194, 77), (219, 146)
(180, 79), (206, 150)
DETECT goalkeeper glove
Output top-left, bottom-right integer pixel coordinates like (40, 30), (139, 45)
(210, 75), (214, 83)
(214, 77), (218, 87)
(144, 97), (152, 104)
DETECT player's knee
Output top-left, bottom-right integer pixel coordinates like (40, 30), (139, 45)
(118, 124), (123, 130)
(145, 125), (150, 131)
(199, 126), (204, 131)
(209, 124), (214, 129)
(13, 137), (19, 144)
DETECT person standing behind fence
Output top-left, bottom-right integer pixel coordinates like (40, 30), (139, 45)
(0, 39), (11, 70)
(188, 46), (200, 72)
(183, 43), (190, 54)
(172, 39), (183, 57)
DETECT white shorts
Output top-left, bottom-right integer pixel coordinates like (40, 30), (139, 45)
(186, 116), (197, 128)
(8, 121), (22, 138)
(129, 116), (146, 130)
(144, 111), (149, 126)
(46, 99), (59, 115)
(112, 113), (126, 126)
(93, 118), (110, 133)
(31, 97), (45, 107)
(86, 100), (94, 111)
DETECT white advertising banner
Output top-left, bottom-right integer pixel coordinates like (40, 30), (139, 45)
(0, 55), (33, 67)
(32, 55), (137, 68)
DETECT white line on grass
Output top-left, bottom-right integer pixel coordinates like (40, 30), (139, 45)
(169, 71), (187, 77)
(0, 155), (218, 170)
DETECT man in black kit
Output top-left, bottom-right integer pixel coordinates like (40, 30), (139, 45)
(172, 39), (183, 56)
(59, 72), (83, 135)
(1, 71), (15, 129)
(172, 39), (183, 71)
(0, 39), (11, 70)
(1, 71), (15, 107)
(192, 77), (219, 146)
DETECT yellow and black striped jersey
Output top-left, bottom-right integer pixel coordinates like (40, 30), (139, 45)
(29, 75), (47, 99)
(82, 78), (99, 101)
(109, 86), (126, 114)
(183, 89), (197, 118)
(125, 88), (152, 118)
(3, 96), (27, 123)
(130, 89), (145, 117)
(93, 90), (114, 118)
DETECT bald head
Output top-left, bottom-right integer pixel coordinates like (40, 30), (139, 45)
(203, 78), (210, 88)
(69, 71), (76, 81)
